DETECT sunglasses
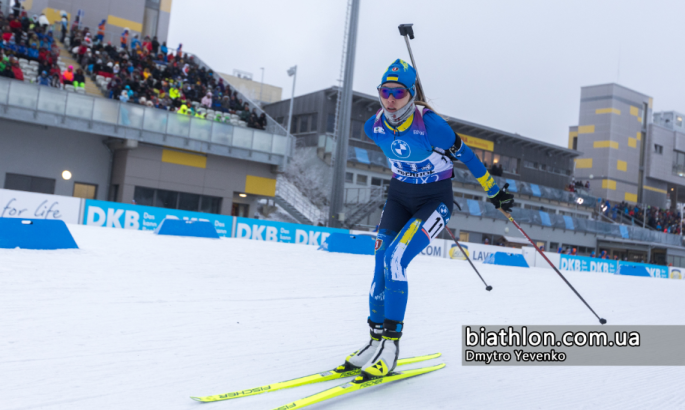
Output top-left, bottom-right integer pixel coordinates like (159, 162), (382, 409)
(377, 86), (411, 100)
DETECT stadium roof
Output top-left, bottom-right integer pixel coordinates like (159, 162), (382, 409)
(322, 86), (579, 158)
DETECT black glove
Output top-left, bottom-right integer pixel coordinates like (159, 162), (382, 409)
(489, 183), (514, 212)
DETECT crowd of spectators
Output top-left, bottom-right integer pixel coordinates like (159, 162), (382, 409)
(68, 21), (267, 129)
(567, 179), (590, 193)
(0, 5), (268, 130)
(602, 200), (683, 235)
(0, 9), (71, 88)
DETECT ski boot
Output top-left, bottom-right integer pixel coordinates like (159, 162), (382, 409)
(362, 319), (402, 378)
(344, 319), (384, 368)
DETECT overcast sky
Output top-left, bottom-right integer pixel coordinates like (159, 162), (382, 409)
(168, 0), (685, 148)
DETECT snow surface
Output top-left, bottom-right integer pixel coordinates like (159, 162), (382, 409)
(2, 224), (685, 410)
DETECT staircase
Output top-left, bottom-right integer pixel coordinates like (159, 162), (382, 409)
(275, 178), (327, 225)
(56, 40), (102, 97)
(343, 186), (385, 228)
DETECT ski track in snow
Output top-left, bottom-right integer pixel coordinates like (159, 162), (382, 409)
(1, 224), (684, 410)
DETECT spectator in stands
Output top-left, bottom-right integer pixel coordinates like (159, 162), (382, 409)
(120, 28), (129, 50)
(60, 11), (68, 43)
(557, 246), (562, 253)
(257, 113), (267, 130)
(201, 91), (212, 108)
(37, 13), (49, 30)
(12, 1), (22, 18)
(62, 65), (74, 85)
(600, 250), (607, 259)
(239, 103), (251, 123)
(570, 248), (577, 256)
(590, 251), (596, 258)
(498, 163), (504, 176)
(539, 245), (545, 252)
(483, 238), (490, 245)
(151, 36), (159, 54)
(10, 58), (23, 81)
(38, 70), (50, 86)
(96, 19), (105, 43)
(73, 68), (85, 89)
(49, 72), (61, 88)
(119, 88), (129, 103)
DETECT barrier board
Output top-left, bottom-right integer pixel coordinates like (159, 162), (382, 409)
(0, 188), (81, 224)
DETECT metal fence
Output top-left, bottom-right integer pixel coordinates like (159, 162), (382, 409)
(0, 77), (292, 159)
(455, 198), (682, 247)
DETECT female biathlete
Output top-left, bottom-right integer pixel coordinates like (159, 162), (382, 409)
(345, 59), (514, 378)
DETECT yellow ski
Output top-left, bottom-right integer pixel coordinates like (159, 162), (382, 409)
(271, 363), (446, 410)
(190, 352), (441, 403)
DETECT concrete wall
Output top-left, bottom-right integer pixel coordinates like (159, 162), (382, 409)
(24, 0), (171, 44)
(0, 118), (112, 200)
(110, 143), (277, 216)
(219, 73), (283, 106)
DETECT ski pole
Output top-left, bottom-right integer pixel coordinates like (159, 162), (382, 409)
(398, 23), (426, 102)
(497, 206), (607, 325)
(449, 200), (492, 291)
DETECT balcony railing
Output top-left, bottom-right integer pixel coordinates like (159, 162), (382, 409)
(0, 77), (293, 164)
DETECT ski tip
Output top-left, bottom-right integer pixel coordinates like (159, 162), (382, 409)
(189, 396), (206, 402)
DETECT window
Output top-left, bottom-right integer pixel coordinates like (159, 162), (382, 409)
(109, 184), (119, 202)
(356, 174), (368, 185)
(345, 172), (353, 183)
(326, 113), (335, 134)
(481, 151), (492, 168)
(371, 177), (382, 186)
(73, 182), (97, 199)
(4, 173), (55, 194)
(678, 117), (683, 127)
(134, 187), (154, 206)
(524, 160), (536, 169)
(178, 193), (200, 211)
(299, 116), (309, 133)
(673, 151), (685, 176)
(472, 149), (484, 162)
(231, 203), (249, 217)
(276, 116), (284, 125)
(200, 196), (222, 214)
(655, 144), (663, 154)
(310, 113), (318, 132)
(155, 189), (178, 209)
(134, 187), (222, 214)
(290, 116), (298, 134)
(350, 120), (363, 141)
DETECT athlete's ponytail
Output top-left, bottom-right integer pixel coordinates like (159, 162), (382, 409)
(415, 100), (445, 120)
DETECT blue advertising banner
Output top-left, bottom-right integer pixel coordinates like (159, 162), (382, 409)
(234, 217), (348, 247)
(559, 254), (618, 274)
(83, 200), (234, 236)
(618, 261), (669, 278)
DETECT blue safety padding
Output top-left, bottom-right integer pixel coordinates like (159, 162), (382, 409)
(618, 265), (651, 277)
(506, 179), (518, 192)
(530, 184), (541, 197)
(323, 233), (375, 255)
(0, 218), (78, 249)
(155, 219), (220, 239)
(354, 147), (370, 164)
(484, 252), (529, 267)
(563, 215), (575, 230)
(619, 225), (629, 239)
(539, 211), (552, 227)
(467, 199), (481, 216)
